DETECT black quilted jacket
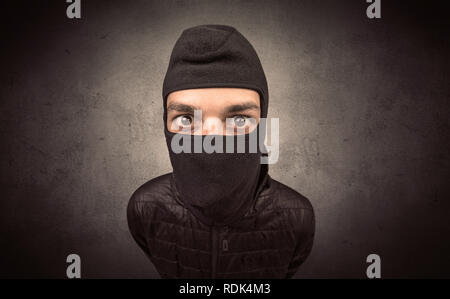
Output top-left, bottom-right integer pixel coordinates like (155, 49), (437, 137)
(127, 172), (315, 279)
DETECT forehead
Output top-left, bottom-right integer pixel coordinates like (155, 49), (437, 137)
(167, 87), (260, 107)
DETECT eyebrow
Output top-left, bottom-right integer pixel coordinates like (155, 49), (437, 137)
(167, 103), (199, 114)
(167, 102), (260, 114)
(225, 103), (260, 114)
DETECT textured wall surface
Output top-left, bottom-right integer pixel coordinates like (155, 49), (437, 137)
(1, 0), (449, 278)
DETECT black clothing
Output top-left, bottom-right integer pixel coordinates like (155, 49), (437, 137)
(164, 128), (266, 227)
(161, 24), (272, 228)
(127, 172), (315, 278)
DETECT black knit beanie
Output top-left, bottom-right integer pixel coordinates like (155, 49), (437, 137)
(162, 24), (269, 123)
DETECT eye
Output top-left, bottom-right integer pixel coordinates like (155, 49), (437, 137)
(233, 115), (247, 128)
(180, 116), (192, 126)
(173, 115), (193, 129)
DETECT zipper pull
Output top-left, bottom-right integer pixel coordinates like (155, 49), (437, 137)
(222, 239), (229, 252)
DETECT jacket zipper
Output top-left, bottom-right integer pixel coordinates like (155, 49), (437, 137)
(211, 226), (219, 278)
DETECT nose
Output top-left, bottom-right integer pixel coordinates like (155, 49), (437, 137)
(201, 117), (223, 135)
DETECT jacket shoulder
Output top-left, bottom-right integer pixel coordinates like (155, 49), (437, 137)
(128, 173), (173, 204)
(269, 178), (314, 212)
(127, 173), (176, 222)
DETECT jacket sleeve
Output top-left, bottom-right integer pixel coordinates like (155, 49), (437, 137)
(127, 188), (170, 279)
(126, 189), (152, 259)
(286, 207), (315, 279)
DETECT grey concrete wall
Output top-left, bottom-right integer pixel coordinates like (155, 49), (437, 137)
(1, 0), (449, 278)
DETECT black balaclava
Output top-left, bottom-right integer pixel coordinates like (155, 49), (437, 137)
(162, 24), (269, 226)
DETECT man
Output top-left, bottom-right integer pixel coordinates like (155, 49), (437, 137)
(127, 24), (315, 278)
